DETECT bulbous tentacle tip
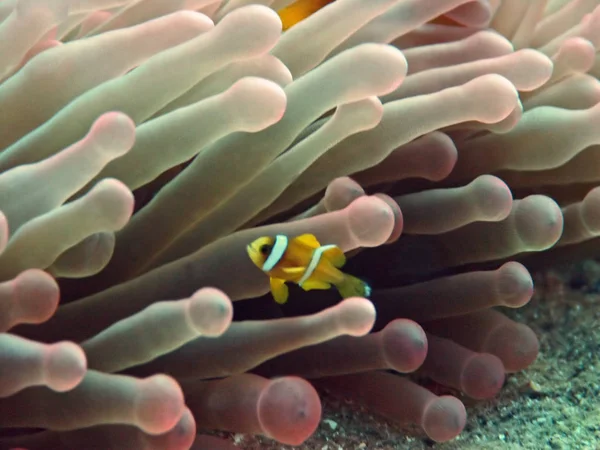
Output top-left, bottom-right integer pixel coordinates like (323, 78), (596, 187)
(486, 323), (540, 373)
(495, 261), (534, 308)
(12, 269), (60, 327)
(90, 112), (136, 157)
(372, 193), (404, 244)
(346, 195), (396, 247)
(381, 319), (428, 373)
(421, 395), (467, 442)
(335, 296), (376, 337)
(257, 376), (322, 446)
(514, 195), (564, 251)
(135, 374), (186, 435)
(187, 287), (233, 337)
(144, 407), (196, 450)
(460, 353), (506, 400)
(324, 177), (365, 212)
(45, 341), (87, 392)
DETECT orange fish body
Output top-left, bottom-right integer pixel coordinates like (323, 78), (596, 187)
(277, 0), (336, 30)
(247, 233), (371, 304)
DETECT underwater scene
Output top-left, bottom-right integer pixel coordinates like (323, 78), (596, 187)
(0, 0), (599, 449)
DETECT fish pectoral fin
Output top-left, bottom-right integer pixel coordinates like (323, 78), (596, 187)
(300, 278), (331, 291)
(321, 245), (346, 268)
(270, 278), (289, 304)
(295, 233), (321, 249)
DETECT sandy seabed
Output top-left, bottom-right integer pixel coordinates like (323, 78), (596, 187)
(221, 266), (600, 450)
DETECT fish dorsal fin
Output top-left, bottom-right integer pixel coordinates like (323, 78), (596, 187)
(295, 233), (321, 249)
(321, 245), (346, 268)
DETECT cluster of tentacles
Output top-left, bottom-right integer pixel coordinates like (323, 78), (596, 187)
(1, 0), (600, 448)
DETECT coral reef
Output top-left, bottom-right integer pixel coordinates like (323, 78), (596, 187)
(1, 0), (599, 448)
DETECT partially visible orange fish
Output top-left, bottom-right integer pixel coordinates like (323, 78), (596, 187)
(277, 0), (335, 31)
(247, 233), (371, 304)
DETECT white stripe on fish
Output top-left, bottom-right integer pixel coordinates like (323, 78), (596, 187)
(262, 234), (288, 272)
(299, 244), (337, 286)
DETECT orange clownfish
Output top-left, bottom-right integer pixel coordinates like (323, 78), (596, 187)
(247, 233), (371, 304)
(278, 0), (336, 31)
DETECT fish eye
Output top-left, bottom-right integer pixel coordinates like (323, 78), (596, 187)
(259, 244), (272, 255)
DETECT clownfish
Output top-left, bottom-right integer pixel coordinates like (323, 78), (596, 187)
(277, 0), (336, 31)
(247, 233), (371, 304)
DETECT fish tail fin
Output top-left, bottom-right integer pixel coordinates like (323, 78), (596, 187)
(335, 274), (371, 299)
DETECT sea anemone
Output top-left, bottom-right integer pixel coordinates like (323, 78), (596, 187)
(1, 0), (599, 449)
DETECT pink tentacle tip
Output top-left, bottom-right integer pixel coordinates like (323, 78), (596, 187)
(323, 177), (365, 212)
(90, 111), (136, 156)
(495, 261), (534, 308)
(147, 407), (196, 450)
(257, 377), (322, 446)
(44, 341), (87, 392)
(472, 175), (513, 221)
(187, 287), (233, 337)
(514, 196), (564, 249)
(460, 353), (506, 400)
(382, 319), (428, 373)
(421, 395), (467, 443)
(346, 195), (397, 247)
(335, 297), (376, 337)
(372, 193), (404, 244)
(466, 74), (519, 124)
(135, 375), (186, 435)
(13, 269), (60, 325)
(485, 323), (540, 373)
(553, 37), (596, 74)
(226, 77), (287, 131)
